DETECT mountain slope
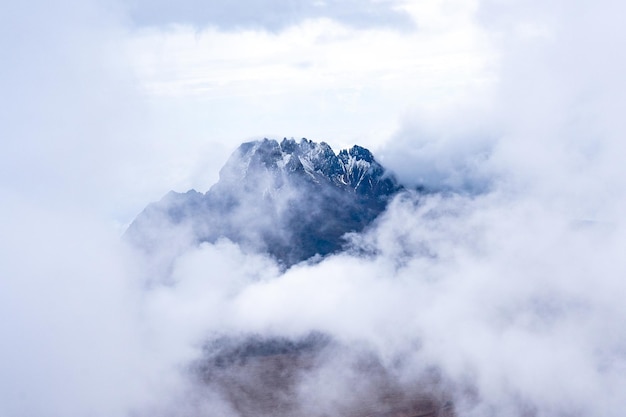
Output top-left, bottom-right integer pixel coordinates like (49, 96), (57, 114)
(126, 138), (402, 266)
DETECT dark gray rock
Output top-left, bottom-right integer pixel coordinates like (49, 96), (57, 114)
(125, 138), (403, 267)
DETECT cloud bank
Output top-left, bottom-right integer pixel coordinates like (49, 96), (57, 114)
(2, 0), (626, 416)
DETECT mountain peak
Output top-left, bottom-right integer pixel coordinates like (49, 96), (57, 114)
(127, 138), (403, 267)
(339, 145), (374, 163)
(220, 137), (397, 197)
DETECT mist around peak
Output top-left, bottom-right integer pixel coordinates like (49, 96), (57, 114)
(126, 137), (403, 271)
(4, 0), (626, 416)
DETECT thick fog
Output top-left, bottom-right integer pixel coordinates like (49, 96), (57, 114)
(2, 0), (626, 416)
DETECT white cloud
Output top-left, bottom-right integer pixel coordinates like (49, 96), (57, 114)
(3, 0), (626, 415)
(0, 196), (151, 416)
(125, 3), (496, 154)
(133, 186), (626, 415)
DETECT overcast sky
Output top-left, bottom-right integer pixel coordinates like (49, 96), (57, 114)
(2, 0), (626, 416)
(3, 0), (623, 224)
(2, 0), (499, 226)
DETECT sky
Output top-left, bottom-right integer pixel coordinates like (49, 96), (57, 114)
(2, 0), (626, 416)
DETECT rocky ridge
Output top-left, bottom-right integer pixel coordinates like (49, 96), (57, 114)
(126, 138), (402, 266)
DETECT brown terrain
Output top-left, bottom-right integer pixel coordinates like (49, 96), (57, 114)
(196, 337), (455, 417)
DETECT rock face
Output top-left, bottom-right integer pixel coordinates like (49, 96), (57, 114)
(126, 138), (402, 266)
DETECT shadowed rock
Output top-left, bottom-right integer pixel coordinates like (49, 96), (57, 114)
(126, 138), (403, 267)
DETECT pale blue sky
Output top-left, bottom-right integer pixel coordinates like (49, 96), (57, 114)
(127, 0), (415, 31)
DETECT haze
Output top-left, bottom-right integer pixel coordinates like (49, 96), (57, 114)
(2, 0), (626, 416)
